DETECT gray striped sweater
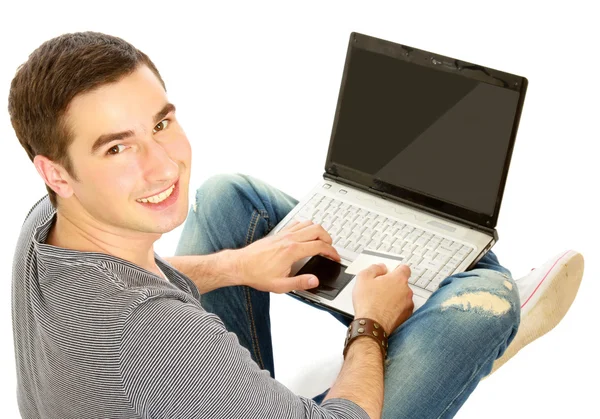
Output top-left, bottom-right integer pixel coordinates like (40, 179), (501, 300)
(12, 196), (369, 419)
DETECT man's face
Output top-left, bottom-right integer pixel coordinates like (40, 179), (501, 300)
(63, 65), (192, 237)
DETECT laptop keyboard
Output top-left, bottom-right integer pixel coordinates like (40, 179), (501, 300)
(292, 193), (474, 292)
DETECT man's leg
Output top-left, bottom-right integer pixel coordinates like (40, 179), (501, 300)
(174, 173), (520, 414)
(174, 173), (299, 379)
(378, 255), (520, 418)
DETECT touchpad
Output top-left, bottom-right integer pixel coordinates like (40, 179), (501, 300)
(296, 255), (354, 301)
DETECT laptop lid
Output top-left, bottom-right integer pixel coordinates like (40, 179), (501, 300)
(323, 32), (528, 231)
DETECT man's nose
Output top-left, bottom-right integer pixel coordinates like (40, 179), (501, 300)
(142, 140), (178, 182)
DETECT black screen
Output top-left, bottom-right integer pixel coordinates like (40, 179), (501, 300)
(329, 47), (521, 216)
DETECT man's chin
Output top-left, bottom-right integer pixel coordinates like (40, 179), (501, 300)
(137, 207), (188, 235)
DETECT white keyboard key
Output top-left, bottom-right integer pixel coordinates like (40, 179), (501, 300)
(357, 236), (370, 246)
(450, 241), (463, 251)
(420, 269), (436, 283)
(323, 214), (335, 224)
(417, 258), (443, 273)
(436, 245), (456, 256)
(396, 230), (410, 241)
(410, 265), (426, 278)
(316, 202), (329, 212)
(347, 205), (359, 214)
(430, 273), (447, 287)
(400, 249), (412, 260)
(429, 236), (442, 245)
(424, 240), (439, 251)
(422, 249), (437, 260)
(339, 227), (352, 238)
(371, 231), (382, 241)
(333, 236), (346, 246)
(394, 221), (406, 229)
(362, 227), (374, 238)
(415, 236), (430, 247)
(441, 238), (453, 247)
(365, 212), (378, 220)
(365, 218), (378, 229)
(426, 281), (440, 292)
(407, 254), (423, 266)
(433, 254), (451, 265)
(405, 232), (421, 243)
(382, 234), (395, 245)
(403, 225), (415, 234)
(438, 265), (454, 276)
(331, 206), (345, 217)
(383, 220), (396, 230)
(413, 246), (428, 256)
(378, 243), (392, 253)
(354, 215), (367, 226)
(390, 245), (404, 255)
(403, 243), (418, 254)
(416, 276), (431, 289)
(374, 222), (386, 232)
(348, 232), (361, 242)
(297, 206), (314, 218)
(446, 257), (462, 270)
(456, 246), (473, 259)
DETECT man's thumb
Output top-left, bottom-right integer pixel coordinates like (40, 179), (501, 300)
(277, 274), (319, 293)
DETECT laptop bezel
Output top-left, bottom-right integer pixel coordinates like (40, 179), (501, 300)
(323, 32), (528, 230)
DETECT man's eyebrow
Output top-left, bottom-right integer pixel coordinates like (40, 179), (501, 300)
(90, 103), (176, 155)
(153, 102), (176, 124)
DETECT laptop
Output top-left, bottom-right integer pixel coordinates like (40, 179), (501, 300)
(265, 32), (528, 318)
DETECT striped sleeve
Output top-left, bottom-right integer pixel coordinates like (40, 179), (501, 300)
(119, 297), (370, 419)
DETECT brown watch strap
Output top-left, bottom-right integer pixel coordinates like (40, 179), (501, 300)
(343, 318), (389, 361)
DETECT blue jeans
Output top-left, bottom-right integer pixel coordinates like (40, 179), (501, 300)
(175, 173), (521, 419)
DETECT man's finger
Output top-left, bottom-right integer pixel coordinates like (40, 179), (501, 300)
(280, 219), (312, 233)
(271, 274), (318, 294)
(360, 263), (388, 279)
(291, 240), (341, 263)
(288, 223), (334, 245)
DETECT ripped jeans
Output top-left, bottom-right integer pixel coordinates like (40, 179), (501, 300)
(175, 173), (521, 419)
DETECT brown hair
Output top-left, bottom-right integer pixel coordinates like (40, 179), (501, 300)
(8, 31), (166, 208)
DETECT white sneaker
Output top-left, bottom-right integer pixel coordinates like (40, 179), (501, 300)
(482, 249), (585, 379)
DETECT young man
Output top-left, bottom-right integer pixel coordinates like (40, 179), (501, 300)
(10, 32), (584, 419)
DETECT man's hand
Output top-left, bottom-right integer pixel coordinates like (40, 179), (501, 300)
(232, 219), (341, 293)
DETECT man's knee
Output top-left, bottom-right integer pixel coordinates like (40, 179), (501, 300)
(440, 270), (521, 335)
(192, 173), (249, 213)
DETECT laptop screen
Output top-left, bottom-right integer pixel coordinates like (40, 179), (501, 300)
(325, 34), (527, 229)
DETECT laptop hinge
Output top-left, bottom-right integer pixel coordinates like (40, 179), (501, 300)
(323, 173), (496, 238)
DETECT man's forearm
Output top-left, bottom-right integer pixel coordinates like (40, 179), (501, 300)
(164, 249), (241, 294)
(323, 337), (384, 419)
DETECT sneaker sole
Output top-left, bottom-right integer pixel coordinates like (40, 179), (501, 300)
(483, 249), (584, 378)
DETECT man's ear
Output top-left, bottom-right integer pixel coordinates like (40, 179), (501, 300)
(33, 155), (74, 199)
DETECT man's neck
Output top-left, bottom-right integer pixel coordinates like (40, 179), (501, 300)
(47, 209), (162, 276)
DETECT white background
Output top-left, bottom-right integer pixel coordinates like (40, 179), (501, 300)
(1, 1), (598, 418)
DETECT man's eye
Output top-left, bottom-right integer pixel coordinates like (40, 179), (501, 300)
(107, 144), (126, 155)
(153, 119), (170, 133)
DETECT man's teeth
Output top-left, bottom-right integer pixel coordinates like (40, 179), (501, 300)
(137, 184), (175, 204)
